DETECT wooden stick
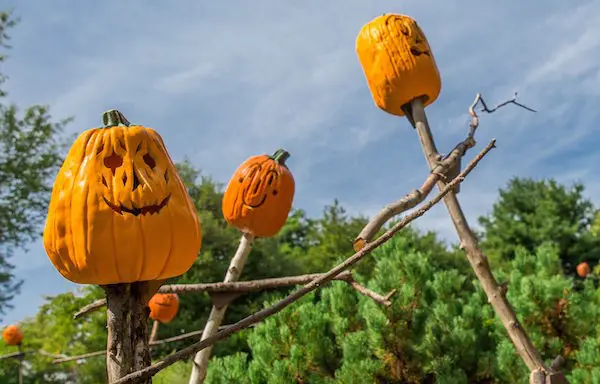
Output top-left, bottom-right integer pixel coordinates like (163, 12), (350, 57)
(150, 321), (159, 343)
(17, 344), (23, 384)
(407, 97), (554, 379)
(111, 142), (494, 384)
(189, 232), (255, 384)
(52, 324), (257, 365)
(74, 271), (393, 319)
(105, 282), (152, 384)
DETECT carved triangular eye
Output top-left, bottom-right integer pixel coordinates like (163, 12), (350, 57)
(143, 154), (156, 169)
(104, 154), (123, 175)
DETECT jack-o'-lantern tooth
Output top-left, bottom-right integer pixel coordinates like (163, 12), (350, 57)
(356, 13), (441, 116)
(42, 109), (202, 285)
(221, 148), (295, 238)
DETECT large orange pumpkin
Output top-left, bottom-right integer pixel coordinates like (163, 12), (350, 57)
(576, 262), (591, 278)
(356, 13), (441, 116)
(43, 110), (202, 285)
(149, 293), (180, 324)
(222, 149), (295, 237)
(3, 325), (23, 346)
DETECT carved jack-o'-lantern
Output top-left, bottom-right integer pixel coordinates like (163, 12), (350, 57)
(3, 324), (23, 346)
(356, 13), (442, 116)
(222, 149), (295, 237)
(149, 293), (180, 324)
(43, 110), (202, 285)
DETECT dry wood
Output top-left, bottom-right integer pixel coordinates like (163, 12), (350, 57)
(52, 324), (255, 364)
(149, 321), (160, 343)
(188, 233), (254, 383)
(406, 96), (566, 384)
(111, 141), (494, 384)
(105, 282), (152, 384)
(73, 271), (393, 319)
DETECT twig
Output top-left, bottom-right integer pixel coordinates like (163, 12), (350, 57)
(0, 349), (66, 361)
(189, 232), (255, 384)
(112, 140), (495, 384)
(468, 92), (536, 137)
(52, 324), (256, 364)
(0, 351), (26, 361)
(407, 96), (559, 381)
(73, 271), (391, 319)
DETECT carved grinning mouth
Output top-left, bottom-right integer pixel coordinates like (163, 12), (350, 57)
(102, 195), (171, 216)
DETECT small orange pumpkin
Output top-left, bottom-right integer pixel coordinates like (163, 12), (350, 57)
(43, 110), (202, 285)
(2, 325), (23, 346)
(576, 262), (591, 278)
(222, 149), (295, 237)
(149, 293), (180, 324)
(356, 13), (441, 116)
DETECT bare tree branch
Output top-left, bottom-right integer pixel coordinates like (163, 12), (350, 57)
(354, 93), (535, 250)
(111, 140), (495, 384)
(52, 324), (258, 365)
(405, 95), (562, 383)
(73, 271), (394, 319)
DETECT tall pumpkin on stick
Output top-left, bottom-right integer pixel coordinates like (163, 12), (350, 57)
(43, 110), (202, 383)
(188, 149), (295, 384)
(356, 13), (441, 117)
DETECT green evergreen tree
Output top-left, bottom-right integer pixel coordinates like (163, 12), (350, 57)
(478, 178), (600, 274)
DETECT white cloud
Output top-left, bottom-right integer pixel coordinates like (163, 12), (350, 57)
(2, 0), (600, 322)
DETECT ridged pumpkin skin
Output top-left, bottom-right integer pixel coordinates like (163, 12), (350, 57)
(43, 110), (202, 285)
(356, 13), (441, 116)
(149, 293), (180, 324)
(222, 149), (295, 237)
(3, 325), (23, 346)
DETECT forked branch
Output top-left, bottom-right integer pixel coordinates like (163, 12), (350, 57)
(354, 93), (535, 250)
(111, 140), (495, 384)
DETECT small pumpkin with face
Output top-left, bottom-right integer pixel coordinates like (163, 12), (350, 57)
(3, 325), (23, 346)
(356, 13), (441, 116)
(43, 110), (202, 285)
(149, 293), (180, 324)
(222, 149), (295, 237)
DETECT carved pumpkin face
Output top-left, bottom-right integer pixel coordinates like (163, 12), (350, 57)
(3, 325), (23, 346)
(222, 149), (295, 237)
(43, 110), (202, 285)
(149, 293), (180, 324)
(356, 13), (441, 116)
(576, 262), (590, 278)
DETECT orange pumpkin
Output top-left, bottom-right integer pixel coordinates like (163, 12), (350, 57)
(43, 110), (202, 285)
(149, 293), (180, 324)
(356, 13), (441, 116)
(3, 325), (23, 346)
(222, 149), (295, 237)
(576, 262), (591, 278)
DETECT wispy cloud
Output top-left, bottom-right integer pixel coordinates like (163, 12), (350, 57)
(2, 0), (600, 323)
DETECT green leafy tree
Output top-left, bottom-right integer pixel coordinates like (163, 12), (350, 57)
(0, 286), (106, 383)
(478, 178), (600, 273)
(0, 9), (71, 315)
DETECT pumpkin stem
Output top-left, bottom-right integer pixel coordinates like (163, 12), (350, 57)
(102, 109), (131, 128)
(271, 149), (291, 166)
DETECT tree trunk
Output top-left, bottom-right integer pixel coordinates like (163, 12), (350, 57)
(105, 282), (152, 384)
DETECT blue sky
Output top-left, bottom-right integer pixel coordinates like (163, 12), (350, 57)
(2, 0), (599, 325)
